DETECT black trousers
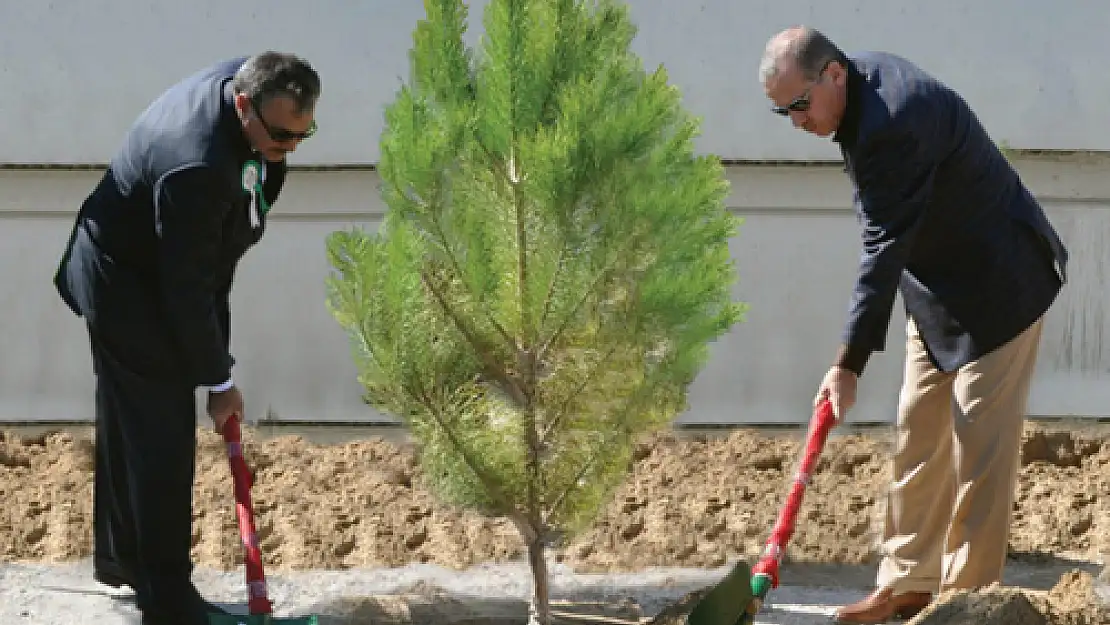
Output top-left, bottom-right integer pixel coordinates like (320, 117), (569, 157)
(89, 329), (198, 614)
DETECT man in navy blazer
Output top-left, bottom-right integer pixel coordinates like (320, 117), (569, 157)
(53, 52), (320, 625)
(758, 27), (1067, 623)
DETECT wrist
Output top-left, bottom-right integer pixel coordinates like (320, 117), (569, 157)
(204, 377), (234, 393)
(833, 343), (868, 376)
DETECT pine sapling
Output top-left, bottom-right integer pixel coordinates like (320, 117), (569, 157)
(325, 1), (746, 622)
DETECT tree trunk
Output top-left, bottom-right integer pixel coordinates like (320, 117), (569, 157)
(527, 533), (551, 625)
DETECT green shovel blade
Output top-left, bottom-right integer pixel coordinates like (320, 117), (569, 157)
(685, 560), (755, 625)
(208, 612), (318, 625)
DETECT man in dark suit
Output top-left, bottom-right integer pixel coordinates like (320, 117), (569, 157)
(758, 27), (1067, 623)
(53, 52), (320, 625)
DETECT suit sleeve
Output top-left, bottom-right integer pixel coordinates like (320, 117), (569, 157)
(837, 129), (937, 375)
(154, 166), (235, 386)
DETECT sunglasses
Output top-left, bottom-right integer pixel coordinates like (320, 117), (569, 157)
(251, 97), (317, 142)
(770, 61), (831, 117)
(771, 88), (813, 117)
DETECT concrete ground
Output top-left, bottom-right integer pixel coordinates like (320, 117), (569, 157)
(1, 558), (1102, 625)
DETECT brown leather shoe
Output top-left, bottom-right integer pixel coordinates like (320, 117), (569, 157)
(833, 588), (932, 623)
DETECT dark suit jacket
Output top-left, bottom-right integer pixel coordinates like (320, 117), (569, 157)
(54, 57), (286, 386)
(833, 52), (1067, 374)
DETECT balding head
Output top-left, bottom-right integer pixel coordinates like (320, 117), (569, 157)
(758, 26), (851, 137)
(759, 26), (846, 85)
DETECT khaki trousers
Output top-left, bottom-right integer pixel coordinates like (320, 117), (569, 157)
(877, 315), (1044, 594)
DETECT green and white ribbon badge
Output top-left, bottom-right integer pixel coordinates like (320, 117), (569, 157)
(241, 160), (270, 228)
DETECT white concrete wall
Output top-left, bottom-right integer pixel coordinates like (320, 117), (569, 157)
(4, 154), (1109, 425)
(1, 0), (1107, 165)
(1, 1), (1109, 424)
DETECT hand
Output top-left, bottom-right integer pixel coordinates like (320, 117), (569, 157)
(207, 385), (243, 433)
(815, 365), (858, 423)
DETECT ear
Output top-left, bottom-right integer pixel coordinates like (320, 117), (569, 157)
(233, 92), (252, 117)
(827, 60), (847, 87)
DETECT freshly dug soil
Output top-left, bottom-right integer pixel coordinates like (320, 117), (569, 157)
(1, 423), (1108, 569)
(1, 422), (1107, 624)
(1038, 570), (1110, 625)
(906, 585), (1048, 625)
(904, 570), (1110, 625)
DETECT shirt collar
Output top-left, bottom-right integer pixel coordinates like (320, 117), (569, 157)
(833, 59), (863, 145)
(222, 80), (254, 155)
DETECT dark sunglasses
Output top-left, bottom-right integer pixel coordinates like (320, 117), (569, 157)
(771, 88), (813, 117)
(251, 98), (317, 142)
(770, 61), (832, 117)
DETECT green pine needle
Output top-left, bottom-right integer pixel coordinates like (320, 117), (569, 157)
(325, 0), (747, 610)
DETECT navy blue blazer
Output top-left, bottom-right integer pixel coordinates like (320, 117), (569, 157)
(833, 52), (1067, 374)
(53, 57), (286, 386)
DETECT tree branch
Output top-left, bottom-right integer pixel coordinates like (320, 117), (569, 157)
(511, 152), (531, 348)
(544, 431), (613, 525)
(422, 269), (528, 408)
(536, 236), (633, 363)
(419, 179), (519, 353)
(544, 338), (677, 526)
(539, 342), (621, 443)
(537, 223), (655, 364)
(411, 384), (536, 542)
(537, 246), (566, 333)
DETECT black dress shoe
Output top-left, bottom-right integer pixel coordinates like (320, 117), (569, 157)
(94, 560), (137, 589)
(140, 584), (228, 624)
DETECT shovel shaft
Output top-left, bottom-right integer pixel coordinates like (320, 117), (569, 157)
(222, 417), (274, 616)
(746, 399), (837, 614)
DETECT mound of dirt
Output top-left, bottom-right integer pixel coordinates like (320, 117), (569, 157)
(903, 570), (1110, 625)
(1039, 570), (1110, 625)
(1013, 430), (1110, 561)
(906, 585), (1047, 625)
(0, 430), (94, 562)
(0, 423), (1107, 574)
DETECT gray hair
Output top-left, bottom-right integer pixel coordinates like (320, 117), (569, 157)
(758, 26), (847, 84)
(231, 51), (321, 114)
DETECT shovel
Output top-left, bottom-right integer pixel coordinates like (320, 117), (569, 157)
(208, 416), (319, 625)
(686, 398), (838, 625)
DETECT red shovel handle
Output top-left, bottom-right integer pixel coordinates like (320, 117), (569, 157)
(221, 416), (273, 615)
(751, 398), (838, 588)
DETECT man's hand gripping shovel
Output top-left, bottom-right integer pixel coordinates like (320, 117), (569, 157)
(685, 398), (838, 625)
